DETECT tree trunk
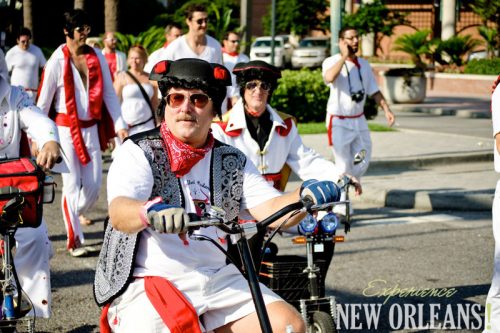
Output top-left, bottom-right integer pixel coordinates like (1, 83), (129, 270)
(23, 0), (34, 39)
(105, 0), (119, 33)
(74, 0), (86, 10)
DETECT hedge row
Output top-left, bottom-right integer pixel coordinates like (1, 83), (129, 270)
(464, 58), (500, 75)
(270, 69), (329, 123)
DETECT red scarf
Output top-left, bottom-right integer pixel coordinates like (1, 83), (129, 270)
(160, 122), (214, 177)
(347, 57), (361, 68)
(62, 45), (104, 165)
(222, 48), (239, 57)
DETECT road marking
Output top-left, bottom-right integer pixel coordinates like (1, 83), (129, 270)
(353, 214), (462, 227)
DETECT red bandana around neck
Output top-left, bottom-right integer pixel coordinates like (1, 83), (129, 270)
(160, 122), (214, 177)
(62, 44), (104, 165)
(222, 48), (239, 57)
(347, 57), (361, 68)
(245, 105), (266, 118)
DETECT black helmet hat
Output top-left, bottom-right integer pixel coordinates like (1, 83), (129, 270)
(149, 58), (231, 118)
(233, 60), (281, 99)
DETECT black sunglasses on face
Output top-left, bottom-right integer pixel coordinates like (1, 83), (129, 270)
(165, 93), (211, 108)
(75, 25), (91, 34)
(195, 18), (208, 25)
(245, 81), (271, 92)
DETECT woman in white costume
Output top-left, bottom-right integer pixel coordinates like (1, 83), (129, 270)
(114, 45), (158, 136)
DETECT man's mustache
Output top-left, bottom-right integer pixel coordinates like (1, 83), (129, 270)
(176, 115), (198, 122)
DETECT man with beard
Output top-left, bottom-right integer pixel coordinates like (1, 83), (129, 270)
(37, 9), (128, 257)
(101, 31), (127, 82)
(322, 27), (394, 215)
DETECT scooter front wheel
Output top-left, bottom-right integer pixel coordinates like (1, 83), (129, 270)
(310, 311), (336, 333)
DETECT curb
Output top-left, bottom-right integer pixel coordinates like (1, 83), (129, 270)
(365, 151), (494, 211)
(359, 187), (494, 212)
(391, 105), (490, 119)
(368, 151), (493, 171)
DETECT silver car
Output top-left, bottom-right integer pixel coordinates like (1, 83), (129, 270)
(291, 37), (330, 69)
(250, 36), (294, 69)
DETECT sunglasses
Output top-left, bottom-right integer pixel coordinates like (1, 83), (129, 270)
(245, 81), (271, 92)
(75, 25), (91, 34)
(165, 92), (211, 108)
(195, 18), (209, 25)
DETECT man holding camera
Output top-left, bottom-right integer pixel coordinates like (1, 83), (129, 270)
(322, 27), (394, 214)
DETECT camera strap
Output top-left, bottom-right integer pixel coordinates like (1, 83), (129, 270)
(344, 62), (365, 95)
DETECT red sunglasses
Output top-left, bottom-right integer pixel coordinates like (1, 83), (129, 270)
(165, 92), (211, 108)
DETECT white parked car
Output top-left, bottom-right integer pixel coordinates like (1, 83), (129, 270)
(250, 36), (294, 68)
(291, 37), (330, 69)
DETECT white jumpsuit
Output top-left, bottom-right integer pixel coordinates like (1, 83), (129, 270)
(211, 100), (342, 187)
(36, 44), (126, 250)
(486, 83), (500, 333)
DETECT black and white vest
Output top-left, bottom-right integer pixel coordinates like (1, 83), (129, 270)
(93, 128), (246, 306)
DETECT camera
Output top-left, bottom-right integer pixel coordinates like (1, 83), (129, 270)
(351, 91), (365, 103)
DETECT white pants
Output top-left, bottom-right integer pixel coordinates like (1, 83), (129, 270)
(14, 220), (53, 318)
(485, 181), (500, 333)
(58, 125), (102, 249)
(330, 126), (371, 180)
(107, 264), (281, 332)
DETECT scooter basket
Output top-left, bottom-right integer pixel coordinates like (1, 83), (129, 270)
(260, 255), (325, 301)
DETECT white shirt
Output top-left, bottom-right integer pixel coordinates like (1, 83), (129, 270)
(36, 44), (126, 132)
(322, 54), (379, 131)
(107, 139), (280, 279)
(5, 44), (46, 90)
(211, 99), (341, 184)
(155, 35), (223, 64)
(492, 83), (500, 172)
(145, 47), (165, 73)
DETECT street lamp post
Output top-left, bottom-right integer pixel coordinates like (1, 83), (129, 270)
(330, 0), (341, 55)
(270, 0), (276, 66)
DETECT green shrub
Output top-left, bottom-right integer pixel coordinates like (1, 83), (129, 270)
(271, 68), (329, 123)
(115, 26), (165, 55)
(464, 58), (500, 75)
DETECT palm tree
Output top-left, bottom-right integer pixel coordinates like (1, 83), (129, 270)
(22, 0), (33, 38)
(105, 0), (119, 33)
(393, 29), (435, 70)
(74, 0), (86, 9)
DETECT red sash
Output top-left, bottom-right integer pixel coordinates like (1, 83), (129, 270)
(99, 277), (202, 333)
(327, 112), (364, 146)
(61, 45), (104, 165)
(263, 172), (282, 190)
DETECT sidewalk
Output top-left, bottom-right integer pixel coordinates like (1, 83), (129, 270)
(298, 94), (496, 212)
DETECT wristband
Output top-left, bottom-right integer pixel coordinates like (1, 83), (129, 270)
(139, 196), (163, 228)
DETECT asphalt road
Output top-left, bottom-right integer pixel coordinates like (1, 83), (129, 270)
(28, 168), (492, 332)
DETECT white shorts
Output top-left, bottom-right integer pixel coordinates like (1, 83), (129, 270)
(108, 264), (282, 332)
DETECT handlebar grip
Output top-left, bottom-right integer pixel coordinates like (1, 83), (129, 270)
(186, 213), (224, 228)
